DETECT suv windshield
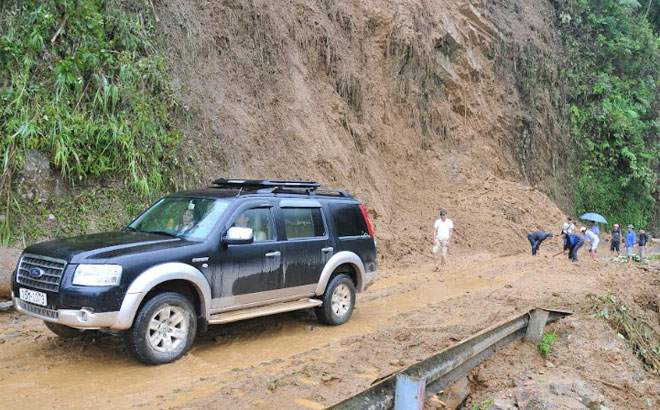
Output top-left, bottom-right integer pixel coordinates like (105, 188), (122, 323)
(128, 197), (229, 240)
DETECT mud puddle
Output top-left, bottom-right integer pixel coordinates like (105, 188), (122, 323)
(0, 259), (528, 409)
(192, 273), (522, 368)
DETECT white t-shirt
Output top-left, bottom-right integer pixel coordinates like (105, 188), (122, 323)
(434, 218), (454, 240)
(584, 230), (599, 244)
(563, 222), (575, 234)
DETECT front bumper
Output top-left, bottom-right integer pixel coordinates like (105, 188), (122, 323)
(13, 293), (120, 330)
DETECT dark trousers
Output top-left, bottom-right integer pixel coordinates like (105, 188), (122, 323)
(527, 234), (539, 255)
(569, 240), (584, 261)
(610, 240), (620, 252)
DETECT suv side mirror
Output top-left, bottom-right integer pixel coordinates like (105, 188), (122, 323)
(223, 227), (254, 245)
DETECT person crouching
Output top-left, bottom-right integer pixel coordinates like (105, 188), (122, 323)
(581, 226), (599, 262)
(561, 230), (584, 262)
(527, 230), (553, 256)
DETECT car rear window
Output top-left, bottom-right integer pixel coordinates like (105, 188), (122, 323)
(329, 203), (369, 239)
(282, 208), (325, 239)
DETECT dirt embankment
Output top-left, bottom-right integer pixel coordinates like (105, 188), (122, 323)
(155, 0), (572, 264)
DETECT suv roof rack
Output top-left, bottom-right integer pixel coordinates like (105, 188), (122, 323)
(211, 179), (321, 189)
(210, 179), (352, 198)
(315, 189), (352, 198)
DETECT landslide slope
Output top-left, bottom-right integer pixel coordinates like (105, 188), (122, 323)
(156, 0), (572, 262)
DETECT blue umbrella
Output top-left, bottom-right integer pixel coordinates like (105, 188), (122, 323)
(579, 212), (607, 224)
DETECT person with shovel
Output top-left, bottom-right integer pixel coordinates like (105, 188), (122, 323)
(556, 230), (584, 262)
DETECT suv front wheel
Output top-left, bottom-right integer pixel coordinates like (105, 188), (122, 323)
(315, 274), (356, 325)
(124, 292), (197, 365)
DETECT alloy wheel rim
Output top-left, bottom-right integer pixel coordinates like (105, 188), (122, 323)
(147, 305), (188, 354)
(331, 283), (351, 317)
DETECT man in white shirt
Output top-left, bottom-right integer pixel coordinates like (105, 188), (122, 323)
(581, 226), (599, 262)
(433, 209), (454, 272)
(562, 217), (575, 234)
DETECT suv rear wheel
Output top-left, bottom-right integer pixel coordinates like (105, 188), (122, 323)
(44, 321), (85, 339)
(124, 292), (197, 365)
(315, 274), (355, 325)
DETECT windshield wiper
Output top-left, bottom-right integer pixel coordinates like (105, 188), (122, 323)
(144, 230), (180, 238)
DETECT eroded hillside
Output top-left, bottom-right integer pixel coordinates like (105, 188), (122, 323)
(156, 0), (573, 262)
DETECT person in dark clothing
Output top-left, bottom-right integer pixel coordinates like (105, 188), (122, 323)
(639, 227), (649, 262)
(561, 231), (584, 262)
(610, 224), (621, 256)
(527, 230), (554, 256)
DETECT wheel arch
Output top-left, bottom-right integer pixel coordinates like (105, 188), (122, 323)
(314, 251), (366, 296)
(113, 263), (211, 329)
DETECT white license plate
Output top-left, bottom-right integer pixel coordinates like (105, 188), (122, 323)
(19, 288), (47, 307)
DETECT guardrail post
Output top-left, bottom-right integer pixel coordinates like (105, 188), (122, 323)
(394, 374), (426, 410)
(525, 308), (550, 344)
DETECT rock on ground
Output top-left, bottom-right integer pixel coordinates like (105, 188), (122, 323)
(0, 246), (20, 300)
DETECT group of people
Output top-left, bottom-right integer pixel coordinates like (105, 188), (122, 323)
(526, 216), (650, 263)
(430, 209), (651, 272)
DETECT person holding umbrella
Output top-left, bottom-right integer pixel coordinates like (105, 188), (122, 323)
(579, 212), (608, 226)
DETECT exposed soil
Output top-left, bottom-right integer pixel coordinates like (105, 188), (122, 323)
(1, 250), (658, 409)
(155, 0), (573, 268)
(1, 0), (658, 409)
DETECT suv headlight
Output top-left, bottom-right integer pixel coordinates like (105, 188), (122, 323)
(73, 264), (122, 286)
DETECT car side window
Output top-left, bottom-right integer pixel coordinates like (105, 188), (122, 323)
(329, 203), (369, 239)
(231, 207), (275, 242)
(282, 207), (325, 239)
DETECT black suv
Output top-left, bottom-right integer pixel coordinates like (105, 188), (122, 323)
(12, 180), (377, 364)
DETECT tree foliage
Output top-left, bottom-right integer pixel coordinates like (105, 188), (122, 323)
(555, 0), (660, 228)
(0, 0), (182, 243)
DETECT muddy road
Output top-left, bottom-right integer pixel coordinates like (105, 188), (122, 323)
(1, 252), (658, 409)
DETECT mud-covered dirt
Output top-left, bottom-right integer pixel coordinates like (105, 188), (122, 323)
(1, 249), (658, 409)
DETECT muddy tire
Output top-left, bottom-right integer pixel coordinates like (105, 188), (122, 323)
(124, 292), (197, 365)
(315, 274), (355, 326)
(44, 321), (85, 339)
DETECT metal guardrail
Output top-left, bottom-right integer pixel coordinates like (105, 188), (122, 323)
(328, 308), (572, 410)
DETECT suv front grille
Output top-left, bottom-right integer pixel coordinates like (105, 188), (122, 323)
(16, 254), (67, 293)
(16, 299), (59, 319)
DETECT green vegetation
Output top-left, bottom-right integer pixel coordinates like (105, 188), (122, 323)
(538, 332), (558, 357)
(472, 398), (495, 410)
(0, 0), (182, 244)
(554, 0), (660, 229)
(616, 253), (643, 263)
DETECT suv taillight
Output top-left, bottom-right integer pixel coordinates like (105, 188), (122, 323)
(359, 204), (374, 237)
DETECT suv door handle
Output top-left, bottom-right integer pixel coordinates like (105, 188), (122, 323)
(265, 251), (281, 257)
(321, 247), (333, 253)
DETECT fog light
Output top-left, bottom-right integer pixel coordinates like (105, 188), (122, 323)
(78, 308), (93, 322)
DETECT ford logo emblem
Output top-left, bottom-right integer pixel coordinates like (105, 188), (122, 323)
(29, 267), (45, 278)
